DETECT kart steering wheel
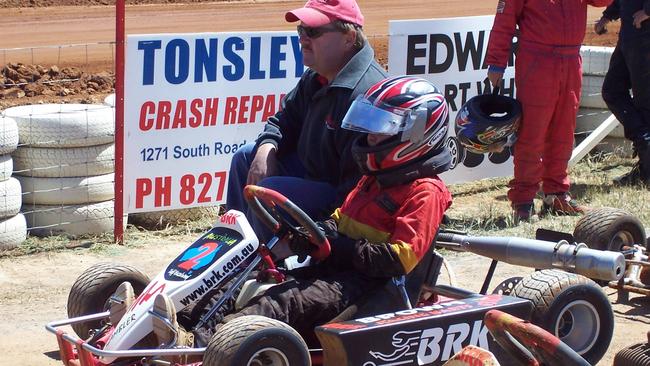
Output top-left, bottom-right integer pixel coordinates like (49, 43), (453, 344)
(484, 309), (590, 366)
(243, 185), (331, 260)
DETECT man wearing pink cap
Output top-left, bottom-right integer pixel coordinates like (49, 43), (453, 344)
(148, 0), (387, 352)
(224, 0), (386, 243)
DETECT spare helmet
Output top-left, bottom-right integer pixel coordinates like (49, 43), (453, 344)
(454, 88), (521, 154)
(341, 76), (449, 174)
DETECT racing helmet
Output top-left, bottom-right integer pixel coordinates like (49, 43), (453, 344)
(342, 76), (449, 174)
(454, 88), (522, 154)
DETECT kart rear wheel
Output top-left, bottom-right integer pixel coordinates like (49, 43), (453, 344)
(613, 340), (650, 366)
(573, 207), (646, 251)
(67, 262), (150, 339)
(203, 315), (310, 366)
(512, 269), (613, 365)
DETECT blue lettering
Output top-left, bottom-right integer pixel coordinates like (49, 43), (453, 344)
(270, 36), (286, 79)
(138, 40), (162, 85)
(165, 39), (190, 84)
(290, 36), (304, 77)
(250, 37), (265, 80)
(223, 37), (245, 81)
(195, 38), (218, 82)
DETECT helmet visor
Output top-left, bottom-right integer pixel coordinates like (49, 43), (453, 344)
(342, 95), (414, 135)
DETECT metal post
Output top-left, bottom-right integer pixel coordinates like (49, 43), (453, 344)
(114, 0), (125, 244)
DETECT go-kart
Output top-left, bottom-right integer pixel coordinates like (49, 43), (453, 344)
(46, 185), (626, 366)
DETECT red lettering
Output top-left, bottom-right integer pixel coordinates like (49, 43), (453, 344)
(237, 95), (250, 123)
(214, 171), (226, 201)
(189, 98), (203, 128)
(204, 98), (219, 126)
(139, 101), (156, 131)
(135, 178), (152, 209)
(250, 95), (264, 122)
(156, 101), (172, 129)
(220, 212), (239, 225)
(171, 100), (187, 129)
(262, 94), (277, 121)
(154, 176), (171, 207)
(223, 97), (238, 125)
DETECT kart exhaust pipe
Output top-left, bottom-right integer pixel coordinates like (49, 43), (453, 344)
(436, 233), (625, 281)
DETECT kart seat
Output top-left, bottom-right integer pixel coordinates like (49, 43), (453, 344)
(329, 237), (445, 322)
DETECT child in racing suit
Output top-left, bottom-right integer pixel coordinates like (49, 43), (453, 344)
(151, 75), (454, 349)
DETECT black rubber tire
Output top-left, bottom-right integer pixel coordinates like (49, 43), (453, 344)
(463, 150), (485, 168)
(203, 315), (310, 366)
(446, 136), (465, 170)
(66, 262), (150, 339)
(573, 207), (646, 251)
(614, 342), (650, 366)
(488, 146), (512, 164)
(512, 269), (614, 365)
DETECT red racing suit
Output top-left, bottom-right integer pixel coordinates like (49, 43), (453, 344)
(486, 0), (612, 204)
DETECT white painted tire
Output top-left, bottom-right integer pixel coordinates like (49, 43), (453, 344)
(0, 155), (13, 182)
(17, 173), (114, 205)
(580, 75), (608, 109)
(13, 143), (114, 178)
(1, 104), (114, 147)
(0, 178), (22, 219)
(576, 108), (625, 138)
(580, 46), (614, 77)
(129, 206), (220, 228)
(0, 116), (19, 155)
(0, 213), (27, 251)
(104, 93), (115, 107)
(23, 200), (125, 237)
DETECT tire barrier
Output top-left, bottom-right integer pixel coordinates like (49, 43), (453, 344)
(0, 116), (19, 155)
(23, 200), (126, 237)
(1, 104), (115, 148)
(104, 93), (115, 107)
(12, 143), (115, 178)
(0, 213), (27, 251)
(129, 206), (221, 229)
(0, 177), (22, 219)
(580, 46), (613, 77)
(17, 173), (114, 205)
(0, 155), (13, 182)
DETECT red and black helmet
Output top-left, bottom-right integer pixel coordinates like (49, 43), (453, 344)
(342, 76), (449, 174)
(454, 89), (521, 154)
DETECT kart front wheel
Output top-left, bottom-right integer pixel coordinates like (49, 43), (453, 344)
(67, 262), (150, 339)
(203, 315), (310, 366)
(512, 269), (613, 365)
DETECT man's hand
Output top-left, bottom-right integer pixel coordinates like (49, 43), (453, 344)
(247, 144), (278, 185)
(633, 10), (649, 29)
(594, 17), (610, 35)
(288, 227), (316, 263)
(487, 70), (503, 89)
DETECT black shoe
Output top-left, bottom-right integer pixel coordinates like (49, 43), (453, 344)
(512, 202), (536, 224)
(613, 163), (643, 186)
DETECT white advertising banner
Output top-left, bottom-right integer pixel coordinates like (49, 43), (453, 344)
(388, 16), (517, 184)
(125, 32), (303, 213)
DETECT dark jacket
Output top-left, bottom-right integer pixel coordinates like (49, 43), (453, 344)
(603, 0), (650, 41)
(256, 43), (387, 210)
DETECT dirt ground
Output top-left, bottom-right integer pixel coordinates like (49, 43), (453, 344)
(0, 1), (645, 366)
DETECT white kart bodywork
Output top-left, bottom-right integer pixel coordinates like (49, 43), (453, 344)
(100, 209), (259, 363)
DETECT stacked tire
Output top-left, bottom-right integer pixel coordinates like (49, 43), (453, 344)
(577, 46), (630, 155)
(103, 94), (220, 229)
(1, 104), (121, 237)
(0, 115), (26, 250)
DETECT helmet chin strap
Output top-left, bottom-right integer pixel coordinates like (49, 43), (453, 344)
(401, 107), (427, 143)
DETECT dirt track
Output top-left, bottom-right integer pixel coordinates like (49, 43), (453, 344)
(0, 1), (644, 366)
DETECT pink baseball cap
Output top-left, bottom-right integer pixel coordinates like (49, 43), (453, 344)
(285, 0), (364, 27)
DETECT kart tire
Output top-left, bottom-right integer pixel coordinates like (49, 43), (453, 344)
(487, 146), (511, 164)
(462, 150), (484, 168)
(613, 341), (650, 366)
(67, 262), (150, 339)
(445, 136), (465, 170)
(203, 315), (310, 366)
(512, 269), (613, 365)
(573, 207), (646, 251)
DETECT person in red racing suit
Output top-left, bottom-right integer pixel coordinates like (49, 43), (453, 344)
(150, 76), (453, 349)
(486, 0), (612, 222)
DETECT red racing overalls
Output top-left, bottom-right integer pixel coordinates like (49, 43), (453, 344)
(486, 0), (612, 204)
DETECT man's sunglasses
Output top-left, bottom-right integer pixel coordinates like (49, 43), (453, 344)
(296, 24), (340, 39)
